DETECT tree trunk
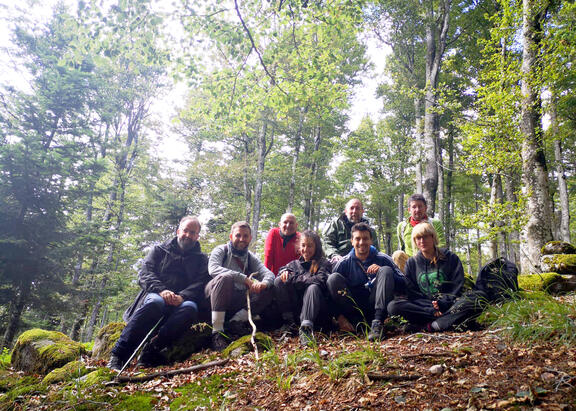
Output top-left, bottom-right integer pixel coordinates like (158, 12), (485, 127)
(304, 127), (321, 229)
(422, 0), (451, 215)
(504, 173), (521, 267)
(287, 107), (306, 212)
(414, 96), (423, 194)
(437, 141), (444, 224)
(252, 120), (271, 241)
(1, 280), (31, 348)
(549, 96), (570, 243)
(520, 0), (553, 273)
(243, 138), (252, 223)
(445, 129), (454, 248)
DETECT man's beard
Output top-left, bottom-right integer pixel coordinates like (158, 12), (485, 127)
(178, 238), (196, 251)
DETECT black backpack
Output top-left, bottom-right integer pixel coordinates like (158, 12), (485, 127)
(474, 257), (519, 302)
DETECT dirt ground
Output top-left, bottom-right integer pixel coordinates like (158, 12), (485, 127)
(113, 328), (576, 410)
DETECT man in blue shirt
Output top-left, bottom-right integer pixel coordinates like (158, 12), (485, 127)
(327, 222), (404, 341)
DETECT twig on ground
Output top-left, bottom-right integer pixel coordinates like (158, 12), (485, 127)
(366, 372), (421, 382)
(108, 358), (230, 384)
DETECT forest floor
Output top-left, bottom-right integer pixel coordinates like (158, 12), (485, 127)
(27, 327), (575, 410)
(5, 296), (576, 410)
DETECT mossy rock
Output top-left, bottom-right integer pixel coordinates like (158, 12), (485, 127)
(11, 329), (87, 375)
(165, 322), (212, 363)
(42, 360), (90, 385)
(540, 254), (576, 274)
(541, 241), (576, 256)
(77, 367), (116, 387)
(222, 332), (273, 358)
(92, 322), (125, 360)
(518, 273), (563, 293)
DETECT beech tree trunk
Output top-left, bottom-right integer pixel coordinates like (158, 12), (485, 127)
(1, 280), (31, 348)
(251, 119), (273, 241)
(422, 0), (451, 215)
(519, 0), (553, 273)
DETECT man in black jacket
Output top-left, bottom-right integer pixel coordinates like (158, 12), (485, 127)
(108, 216), (210, 371)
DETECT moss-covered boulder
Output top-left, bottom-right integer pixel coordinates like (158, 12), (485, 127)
(540, 254), (576, 275)
(541, 241), (576, 256)
(222, 332), (273, 358)
(42, 360), (91, 385)
(11, 329), (87, 375)
(92, 322), (125, 360)
(165, 323), (212, 363)
(77, 367), (117, 387)
(519, 273), (576, 294)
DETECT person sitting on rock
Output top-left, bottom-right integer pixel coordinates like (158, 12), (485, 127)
(205, 221), (275, 351)
(108, 216), (211, 371)
(274, 230), (332, 346)
(388, 222), (464, 332)
(264, 213), (301, 276)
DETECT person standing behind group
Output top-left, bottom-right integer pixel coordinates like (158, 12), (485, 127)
(264, 213), (301, 276)
(323, 198), (379, 264)
(395, 194), (445, 265)
(274, 230), (332, 346)
(205, 221), (275, 351)
(388, 222), (464, 332)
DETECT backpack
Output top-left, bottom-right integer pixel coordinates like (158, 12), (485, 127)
(474, 257), (519, 302)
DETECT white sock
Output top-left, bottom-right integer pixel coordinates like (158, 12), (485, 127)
(212, 311), (225, 333)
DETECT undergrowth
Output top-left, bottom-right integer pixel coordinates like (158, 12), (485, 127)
(480, 291), (576, 345)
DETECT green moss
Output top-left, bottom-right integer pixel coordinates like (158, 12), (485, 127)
(0, 372), (38, 393)
(114, 392), (156, 410)
(518, 273), (563, 292)
(170, 372), (238, 410)
(42, 360), (90, 385)
(79, 367), (116, 387)
(92, 322), (125, 360)
(333, 350), (381, 368)
(541, 254), (576, 274)
(541, 241), (576, 255)
(222, 332), (273, 358)
(165, 323), (211, 363)
(0, 381), (47, 409)
(12, 328), (86, 375)
(0, 347), (11, 370)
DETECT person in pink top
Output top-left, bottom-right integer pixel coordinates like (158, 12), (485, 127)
(264, 213), (301, 276)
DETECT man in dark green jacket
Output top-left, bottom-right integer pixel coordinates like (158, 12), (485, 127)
(323, 198), (379, 263)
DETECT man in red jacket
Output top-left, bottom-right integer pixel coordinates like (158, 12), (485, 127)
(264, 213), (301, 276)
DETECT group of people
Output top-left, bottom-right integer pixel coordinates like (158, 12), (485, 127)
(108, 194), (471, 371)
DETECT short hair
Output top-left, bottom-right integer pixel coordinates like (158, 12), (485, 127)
(408, 194), (427, 207)
(230, 221), (252, 236)
(179, 216), (200, 230)
(392, 250), (409, 273)
(345, 198), (363, 210)
(300, 230), (324, 260)
(351, 222), (371, 234)
(411, 222), (439, 251)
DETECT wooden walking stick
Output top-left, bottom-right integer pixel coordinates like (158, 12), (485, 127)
(246, 273), (259, 360)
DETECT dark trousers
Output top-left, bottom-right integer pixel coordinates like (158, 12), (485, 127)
(274, 277), (328, 326)
(433, 290), (489, 331)
(205, 274), (273, 317)
(387, 297), (438, 325)
(327, 266), (402, 324)
(112, 293), (199, 361)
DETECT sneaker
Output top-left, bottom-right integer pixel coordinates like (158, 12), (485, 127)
(107, 354), (125, 372)
(367, 320), (384, 341)
(210, 332), (229, 352)
(299, 326), (315, 347)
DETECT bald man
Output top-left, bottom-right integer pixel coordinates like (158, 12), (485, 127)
(264, 213), (301, 276)
(323, 198), (379, 263)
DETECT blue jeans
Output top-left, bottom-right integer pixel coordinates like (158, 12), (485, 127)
(112, 293), (198, 360)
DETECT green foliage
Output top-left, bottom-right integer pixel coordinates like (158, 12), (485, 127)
(518, 273), (563, 293)
(479, 292), (576, 345)
(0, 348), (10, 370)
(170, 373), (238, 409)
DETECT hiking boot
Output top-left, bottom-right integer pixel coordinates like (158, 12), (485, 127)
(227, 320), (252, 337)
(299, 326), (315, 347)
(137, 343), (167, 368)
(336, 314), (355, 333)
(210, 332), (229, 352)
(107, 354), (125, 372)
(278, 321), (298, 336)
(367, 320), (384, 341)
